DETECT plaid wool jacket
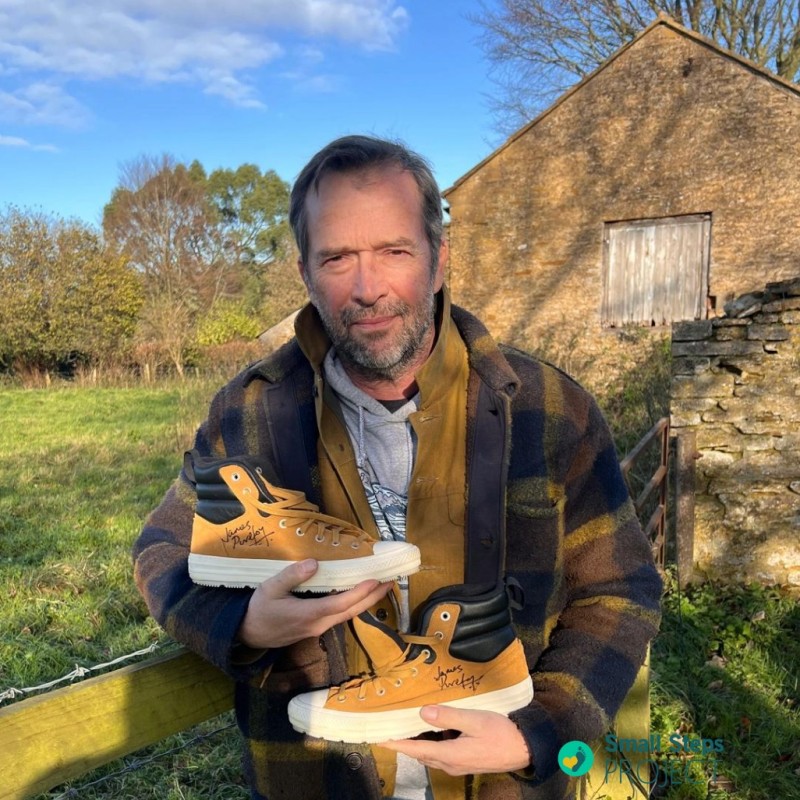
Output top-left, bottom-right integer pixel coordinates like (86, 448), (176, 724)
(133, 294), (662, 800)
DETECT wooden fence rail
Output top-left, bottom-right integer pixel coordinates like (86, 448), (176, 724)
(0, 427), (671, 800)
(0, 650), (233, 800)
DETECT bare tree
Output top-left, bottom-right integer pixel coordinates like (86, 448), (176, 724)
(133, 293), (192, 378)
(474, 0), (800, 133)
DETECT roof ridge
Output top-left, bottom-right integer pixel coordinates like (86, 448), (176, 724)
(443, 15), (800, 197)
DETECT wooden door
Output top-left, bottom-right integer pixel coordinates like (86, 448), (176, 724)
(602, 214), (711, 326)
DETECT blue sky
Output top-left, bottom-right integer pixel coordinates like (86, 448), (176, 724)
(0, 1), (504, 228)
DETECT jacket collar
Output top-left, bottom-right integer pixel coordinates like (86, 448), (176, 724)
(293, 286), (466, 405)
(245, 284), (519, 398)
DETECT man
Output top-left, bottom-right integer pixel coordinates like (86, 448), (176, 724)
(134, 135), (662, 800)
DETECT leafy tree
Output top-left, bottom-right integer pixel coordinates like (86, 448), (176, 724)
(205, 164), (292, 268)
(195, 299), (262, 346)
(103, 155), (220, 310)
(103, 156), (294, 371)
(48, 225), (143, 366)
(206, 162), (294, 313)
(0, 207), (143, 372)
(474, 0), (800, 133)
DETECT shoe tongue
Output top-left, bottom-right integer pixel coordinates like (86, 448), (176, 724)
(351, 612), (407, 670)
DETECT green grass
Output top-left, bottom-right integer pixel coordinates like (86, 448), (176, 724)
(0, 383), (797, 800)
(649, 572), (800, 800)
(0, 385), (211, 687)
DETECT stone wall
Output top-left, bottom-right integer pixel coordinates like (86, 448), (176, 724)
(670, 278), (800, 587)
(444, 19), (800, 391)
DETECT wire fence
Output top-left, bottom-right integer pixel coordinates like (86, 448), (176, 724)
(2, 638), (240, 798)
(48, 718), (238, 800)
(0, 639), (182, 705)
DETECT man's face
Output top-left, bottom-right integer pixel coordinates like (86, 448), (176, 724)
(299, 166), (446, 382)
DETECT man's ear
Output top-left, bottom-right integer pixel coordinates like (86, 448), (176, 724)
(433, 238), (448, 291)
(297, 259), (310, 289)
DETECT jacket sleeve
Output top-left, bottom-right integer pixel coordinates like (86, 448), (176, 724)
(507, 379), (663, 792)
(132, 377), (277, 682)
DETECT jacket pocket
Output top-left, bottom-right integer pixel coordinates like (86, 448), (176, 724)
(507, 495), (565, 519)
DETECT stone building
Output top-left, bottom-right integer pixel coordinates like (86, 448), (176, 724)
(444, 15), (800, 392)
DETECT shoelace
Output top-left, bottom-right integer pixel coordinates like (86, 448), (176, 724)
(252, 470), (316, 511)
(335, 633), (438, 702)
(241, 477), (370, 549)
(288, 515), (348, 547)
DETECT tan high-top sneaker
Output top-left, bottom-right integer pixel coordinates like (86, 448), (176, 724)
(287, 583), (533, 742)
(185, 450), (421, 590)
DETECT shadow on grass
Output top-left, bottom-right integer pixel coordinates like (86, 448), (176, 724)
(650, 578), (800, 800)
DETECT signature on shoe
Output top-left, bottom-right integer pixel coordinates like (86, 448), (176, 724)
(220, 521), (271, 549)
(434, 664), (484, 693)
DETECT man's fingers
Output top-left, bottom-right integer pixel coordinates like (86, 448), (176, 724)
(247, 567), (394, 645)
(312, 578), (393, 622)
(328, 579), (394, 622)
(380, 709), (531, 775)
(262, 559), (319, 596)
(380, 706), (483, 752)
(419, 705), (482, 734)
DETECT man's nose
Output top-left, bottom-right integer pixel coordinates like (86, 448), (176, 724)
(352, 251), (387, 305)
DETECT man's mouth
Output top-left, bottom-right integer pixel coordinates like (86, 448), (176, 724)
(349, 315), (396, 332)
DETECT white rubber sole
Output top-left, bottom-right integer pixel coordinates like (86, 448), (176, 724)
(188, 540), (421, 590)
(287, 676), (534, 743)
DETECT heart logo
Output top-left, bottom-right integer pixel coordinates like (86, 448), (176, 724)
(558, 740), (594, 776)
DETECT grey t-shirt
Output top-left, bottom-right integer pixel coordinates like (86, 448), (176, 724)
(323, 350), (430, 800)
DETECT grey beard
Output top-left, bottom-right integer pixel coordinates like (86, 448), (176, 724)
(310, 290), (437, 383)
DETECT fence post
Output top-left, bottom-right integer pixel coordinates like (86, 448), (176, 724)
(674, 430), (697, 589)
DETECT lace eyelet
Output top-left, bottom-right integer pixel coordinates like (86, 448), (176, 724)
(394, 679), (402, 687)
(351, 542), (360, 549)
(278, 519), (287, 529)
(421, 649), (430, 659)
(232, 472), (240, 481)
(376, 688), (386, 697)
(440, 611), (450, 621)
(296, 528), (304, 536)
(332, 541), (340, 546)
(434, 631), (444, 640)
(411, 667), (418, 677)
(315, 534), (325, 543)
(242, 487), (251, 496)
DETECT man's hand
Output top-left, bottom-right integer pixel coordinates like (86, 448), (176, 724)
(379, 706), (532, 776)
(237, 558), (393, 649)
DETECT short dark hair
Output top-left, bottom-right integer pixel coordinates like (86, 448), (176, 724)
(290, 134), (444, 268)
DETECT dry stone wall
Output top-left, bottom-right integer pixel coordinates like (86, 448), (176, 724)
(670, 278), (800, 587)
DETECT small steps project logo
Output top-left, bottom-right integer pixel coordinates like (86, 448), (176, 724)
(558, 740), (594, 777)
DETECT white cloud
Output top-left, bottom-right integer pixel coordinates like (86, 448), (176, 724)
(0, 83), (91, 128)
(0, 134), (58, 152)
(116, 1), (409, 50)
(0, 0), (409, 119)
(280, 44), (344, 94)
(198, 68), (267, 108)
(280, 67), (341, 94)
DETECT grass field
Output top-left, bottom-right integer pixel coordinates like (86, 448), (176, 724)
(0, 383), (797, 800)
